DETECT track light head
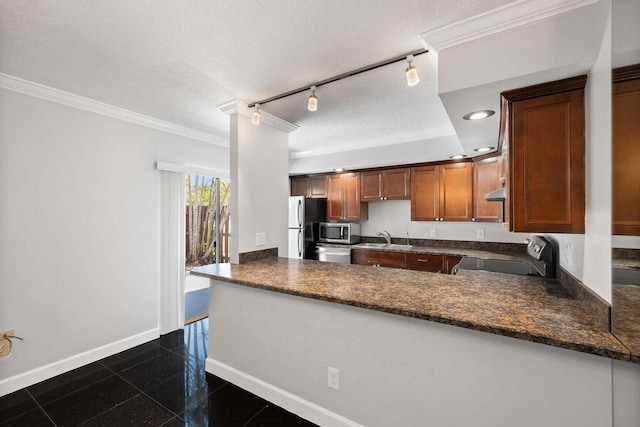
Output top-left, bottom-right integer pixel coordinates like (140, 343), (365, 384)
(405, 55), (420, 87)
(308, 86), (318, 111)
(251, 103), (261, 125)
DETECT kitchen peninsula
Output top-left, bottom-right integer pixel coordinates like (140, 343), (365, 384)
(192, 258), (630, 427)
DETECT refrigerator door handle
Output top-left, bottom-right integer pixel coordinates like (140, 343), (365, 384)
(298, 229), (302, 258)
(298, 199), (303, 228)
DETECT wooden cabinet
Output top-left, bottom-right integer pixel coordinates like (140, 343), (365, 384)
(361, 168), (411, 201)
(290, 176), (327, 198)
(352, 250), (460, 274)
(443, 256), (463, 274)
(473, 157), (502, 222)
(405, 253), (442, 273)
(411, 163), (473, 221)
(613, 65), (640, 236)
(352, 249), (405, 269)
(327, 173), (368, 221)
(502, 75), (586, 233)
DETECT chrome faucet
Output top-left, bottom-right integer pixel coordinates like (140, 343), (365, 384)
(377, 230), (392, 245)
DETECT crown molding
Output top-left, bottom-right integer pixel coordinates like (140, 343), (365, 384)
(421, 0), (597, 53)
(0, 73), (229, 147)
(217, 99), (299, 134)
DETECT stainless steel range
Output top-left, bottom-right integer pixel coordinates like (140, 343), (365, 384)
(453, 235), (554, 278)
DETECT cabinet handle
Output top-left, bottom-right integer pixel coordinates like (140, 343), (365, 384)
(416, 259), (431, 263)
(472, 218), (476, 222)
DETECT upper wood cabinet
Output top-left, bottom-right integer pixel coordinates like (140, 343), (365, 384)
(613, 65), (640, 236)
(502, 75), (586, 234)
(360, 168), (411, 201)
(411, 163), (472, 221)
(290, 176), (327, 198)
(327, 173), (368, 221)
(473, 157), (502, 222)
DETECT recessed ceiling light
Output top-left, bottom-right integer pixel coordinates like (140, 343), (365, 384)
(463, 110), (495, 120)
(474, 147), (495, 153)
(334, 168), (345, 172)
(449, 155), (467, 160)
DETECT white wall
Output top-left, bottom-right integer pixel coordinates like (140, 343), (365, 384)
(229, 113), (289, 262)
(551, 0), (612, 302)
(437, 4), (598, 93)
(0, 87), (229, 394)
(289, 135), (460, 175)
(613, 359), (640, 427)
(360, 200), (530, 244)
(207, 280), (616, 427)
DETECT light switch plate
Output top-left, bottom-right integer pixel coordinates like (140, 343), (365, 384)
(256, 232), (266, 246)
(429, 228), (437, 238)
(476, 229), (485, 239)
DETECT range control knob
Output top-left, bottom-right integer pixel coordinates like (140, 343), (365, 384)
(524, 238), (531, 245)
(533, 245), (541, 253)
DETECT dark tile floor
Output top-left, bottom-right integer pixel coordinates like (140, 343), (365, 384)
(0, 319), (317, 426)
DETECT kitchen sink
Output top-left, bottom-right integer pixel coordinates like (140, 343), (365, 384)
(358, 243), (413, 250)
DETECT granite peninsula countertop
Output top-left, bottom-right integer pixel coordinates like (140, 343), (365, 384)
(191, 258), (632, 362)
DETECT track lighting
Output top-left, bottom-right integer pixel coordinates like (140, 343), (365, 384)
(308, 86), (318, 111)
(247, 48), (428, 111)
(405, 55), (420, 86)
(251, 103), (261, 125)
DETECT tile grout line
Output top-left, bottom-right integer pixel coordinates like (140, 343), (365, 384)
(24, 388), (59, 427)
(75, 393), (144, 427)
(99, 359), (185, 420)
(240, 404), (270, 427)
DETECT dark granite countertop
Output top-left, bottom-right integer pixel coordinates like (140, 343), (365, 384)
(192, 258), (631, 362)
(613, 284), (640, 363)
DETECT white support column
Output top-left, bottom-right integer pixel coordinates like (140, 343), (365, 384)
(218, 100), (297, 263)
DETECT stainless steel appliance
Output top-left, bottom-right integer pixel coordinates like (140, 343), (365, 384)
(287, 196), (327, 259)
(453, 235), (554, 278)
(319, 222), (361, 244)
(315, 244), (352, 264)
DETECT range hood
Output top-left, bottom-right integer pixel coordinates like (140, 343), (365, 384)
(485, 187), (506, 202)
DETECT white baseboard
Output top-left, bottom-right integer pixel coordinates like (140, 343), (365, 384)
(0, 328), (159, 396)
(205, 358), (364, 427)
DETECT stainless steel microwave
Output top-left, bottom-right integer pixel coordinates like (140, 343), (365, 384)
(319, 222), (361, 244)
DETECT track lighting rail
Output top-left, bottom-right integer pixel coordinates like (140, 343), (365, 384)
(247, 48), (428, 108)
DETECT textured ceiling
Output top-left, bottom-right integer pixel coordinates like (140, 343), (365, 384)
(0, 0), (518, 156)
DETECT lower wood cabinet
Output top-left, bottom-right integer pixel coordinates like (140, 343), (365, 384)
(352, 250), (461, 274)
(352, 249), (405, 269)
(405, 253), (442, 273)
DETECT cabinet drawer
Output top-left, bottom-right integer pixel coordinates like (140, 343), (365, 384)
(405, 253), (443, 273)
(352, 249), (405, 268)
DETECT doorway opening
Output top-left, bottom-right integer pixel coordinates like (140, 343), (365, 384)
(184, 174), (230, 324)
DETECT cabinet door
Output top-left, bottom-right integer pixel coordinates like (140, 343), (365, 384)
(511, 90), (585, 233)
(443, 256), (463, 274)
(309, 176), (328, 198)
(439, 163), (473, 221)
(361, 171), (384, 201)
(383, 168), (411, 200)
(613, 77), (640, 235)
(411, 166), (439, 221)
(405, 253), (442, 273)
(342, 173), (365, 221)
(290, 178), (308, 197)
(326, 175), (343, 220)
(473, 158), (502, 222)
(352, 250), (405, 269)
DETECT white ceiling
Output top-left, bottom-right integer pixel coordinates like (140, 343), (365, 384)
(0, 0), (519, 160)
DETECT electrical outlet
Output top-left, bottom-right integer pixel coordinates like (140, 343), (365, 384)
(476, 229), (485, 239)
(566, 244), (572, 266)
(429, 228), (437, 238)
(0, 330), (15, 357)
(256, 232), (266, 246)
(328, 367), (339, 390)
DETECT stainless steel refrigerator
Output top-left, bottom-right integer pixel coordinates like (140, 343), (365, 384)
(287, 196), (327, 259)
